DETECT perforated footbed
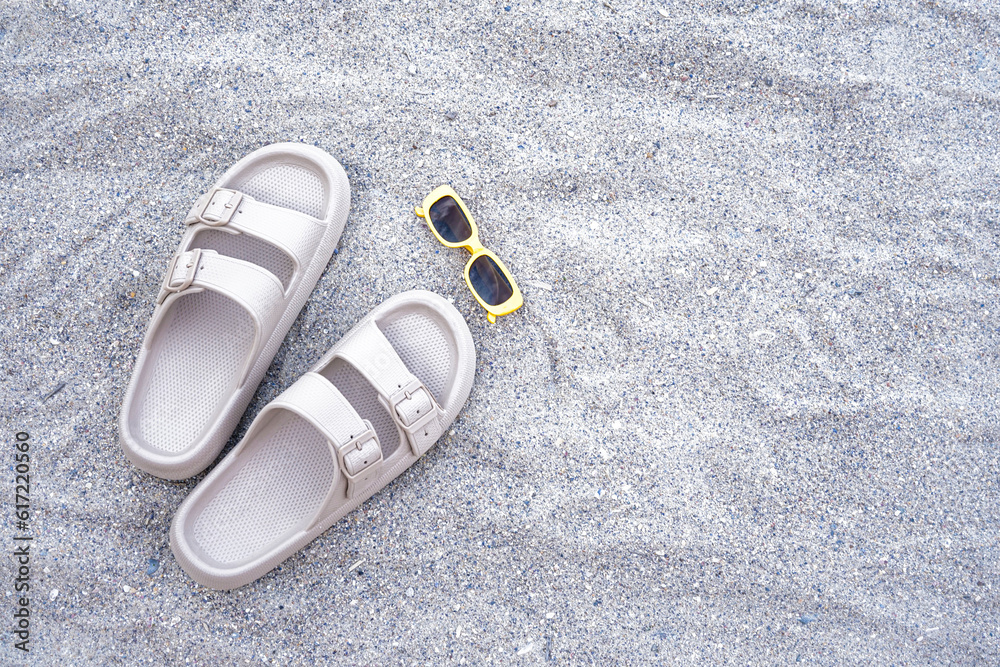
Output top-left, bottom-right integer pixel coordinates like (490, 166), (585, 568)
(137, 291), (254, 454)
(191, 229), (295, 290)
(192, 413), (335, 565)
(133, 163), (327, 456)
(186, 310), (457, 565)
(238, 164), (326, 219)
(381, 313), (452, 402)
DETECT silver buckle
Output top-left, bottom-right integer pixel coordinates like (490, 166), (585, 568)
(191, 188), (243, 226)
(156, 248), (202, 304)
(335, 420), (382, 498)
(386, 380), (439, 456)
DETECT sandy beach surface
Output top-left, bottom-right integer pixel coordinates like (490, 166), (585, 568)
(1, 0), (998, 664)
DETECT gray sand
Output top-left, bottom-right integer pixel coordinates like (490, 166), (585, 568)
(1, 0), (998, 664)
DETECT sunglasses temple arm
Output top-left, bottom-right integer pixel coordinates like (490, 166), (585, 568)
(414, 206), (425, 217)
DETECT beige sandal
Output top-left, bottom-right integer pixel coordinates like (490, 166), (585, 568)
(119, 143), (350, 480)
(170, 290), (476, 589)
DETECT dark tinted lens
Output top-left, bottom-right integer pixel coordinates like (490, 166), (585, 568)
(428, 196), (473, 244)
(468, 255), (514, 306)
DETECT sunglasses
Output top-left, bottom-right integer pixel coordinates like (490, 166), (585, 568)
(414, 185), (523, 323)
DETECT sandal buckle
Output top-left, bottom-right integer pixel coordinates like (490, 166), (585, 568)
(335, 420), (383, 499)
(190, 188), (243, 227)
(386, 379), (440, 457)
(156, 248), (202, 304)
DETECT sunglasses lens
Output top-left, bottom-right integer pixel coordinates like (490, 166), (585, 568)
(428, 196), (473, 244)
(468, 255), (514, 306)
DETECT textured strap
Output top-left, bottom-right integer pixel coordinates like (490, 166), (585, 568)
(185, 187), (326, 275)
(269, 373), (383, 507)
(335, 321), (445, 457)
(156, 249), (286, 385)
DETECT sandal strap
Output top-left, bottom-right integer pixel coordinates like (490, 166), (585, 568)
(333, 321), (445, 457)
(184, 187), (326, 274)
(264, 372), (384, 508)
(155, 249), (285, 385)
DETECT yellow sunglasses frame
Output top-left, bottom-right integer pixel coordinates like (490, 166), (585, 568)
(414, 185), (523, 323)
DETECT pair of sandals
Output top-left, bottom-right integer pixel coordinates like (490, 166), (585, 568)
(119, 143), (476, 590)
